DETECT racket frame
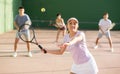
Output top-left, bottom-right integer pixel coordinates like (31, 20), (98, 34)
(18, 24), (47, 53)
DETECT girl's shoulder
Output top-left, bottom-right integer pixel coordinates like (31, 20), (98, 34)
(77, 31), (84, 35)
(64, 33), (69, 38)
(63, 34), (70, 43)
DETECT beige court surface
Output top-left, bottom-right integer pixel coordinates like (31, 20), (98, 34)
(0, 30), (120, 74)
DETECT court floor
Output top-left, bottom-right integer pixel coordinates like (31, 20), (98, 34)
(0, 30), (120, 74)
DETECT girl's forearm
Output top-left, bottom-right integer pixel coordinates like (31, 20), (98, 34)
(47, 49), (64, 55)
(69, 35), (82, 45)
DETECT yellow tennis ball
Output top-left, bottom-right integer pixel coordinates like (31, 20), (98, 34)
(41, 8), (46, 12)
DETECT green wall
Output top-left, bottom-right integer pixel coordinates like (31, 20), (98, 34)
(22, 0), (119, 30)
(0, 0), (6, 34)
(0, 0), (21, 34)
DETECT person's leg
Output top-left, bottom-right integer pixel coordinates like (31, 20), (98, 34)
(62, 29), (66, 37)
(14, 32), (20, 52)
(27, 42), (32, 57)
(27, 42), (31, 52)
(26, 30), (32, 57)
(56, 29), (60, 42)
(14, 38), (19, 52)
(107, 37), (113, 52)
(105, 31), (113, 52)
(94, 32), (102, 49)
(95, 38), (99, 46)
(13, 38), (19, 57)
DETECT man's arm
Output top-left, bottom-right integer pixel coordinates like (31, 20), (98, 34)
(14, 21), (19, 30)
(99, 25), (105, 34)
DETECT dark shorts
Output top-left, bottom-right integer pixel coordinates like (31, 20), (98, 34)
(58, 26), (66, 30)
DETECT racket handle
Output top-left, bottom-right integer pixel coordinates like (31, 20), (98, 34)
(42, 49), (47, 53)
(38, 45), (43, 49)
(38, 45), (47, 53)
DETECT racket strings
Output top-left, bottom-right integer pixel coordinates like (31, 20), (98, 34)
(109, 23), (116, 30)
(19, 25), (35, 42)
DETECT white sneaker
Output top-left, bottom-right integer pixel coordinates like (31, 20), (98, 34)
(111, 48), (114, 52)
(28, 52), (32, 57)
(94, 45), (98, 49)
(13, 52), (17, 57)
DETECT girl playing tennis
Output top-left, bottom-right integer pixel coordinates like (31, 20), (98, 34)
(43, 17), (98, 74)
(55, 13), (66, 42)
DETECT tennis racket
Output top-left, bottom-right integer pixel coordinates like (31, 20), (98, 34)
(109, 23), (116, 30)
(18, 21), (47, 53)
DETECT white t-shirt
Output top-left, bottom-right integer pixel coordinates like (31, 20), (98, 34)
(56, 22), (65, 28)
(98, 19), (112, 33)
(63, 31), (91, 64)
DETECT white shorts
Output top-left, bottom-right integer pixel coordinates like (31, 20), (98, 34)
(71, 58), (98, 74)
(98, 31), (111, 38)
(16, 30), (30, 40)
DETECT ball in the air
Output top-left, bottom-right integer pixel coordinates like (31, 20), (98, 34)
(41, 8), (46, 12)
